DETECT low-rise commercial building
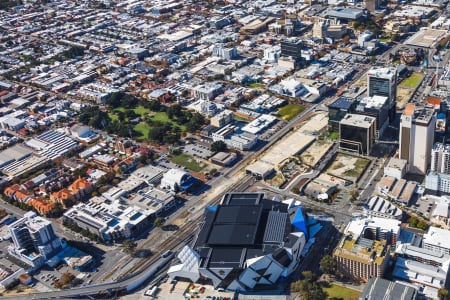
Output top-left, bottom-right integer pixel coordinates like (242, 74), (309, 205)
(161, 168), (198, 192)
(384, 158), (408, 179)
(334, 216), (401, 282)
(423, 226), (450, 255)
(63, 201), (152, 242)
(377, 176), (417, 205)
(210, 152), (238, 167)
(359, 277), (418, 300)
(365, 196), (402, 220)
(210, 110), (233, 128)
(429, 195), (450, 229)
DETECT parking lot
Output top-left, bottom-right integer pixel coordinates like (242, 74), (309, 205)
(259, 120), (287, 141)
(411, 196), (433, 219)
(183, 143), (213, 160)
(121, 278), (235, 300)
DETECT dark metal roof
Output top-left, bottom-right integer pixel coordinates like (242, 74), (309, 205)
(215, 205), (262, 224)
(208, 248), (244, 268)
(328, 97), (355, 110)
(194, 193), (302, 288)
(208, 224), (259, 246)
(263, 211), (288, 243)
(360, 277), (417, 300)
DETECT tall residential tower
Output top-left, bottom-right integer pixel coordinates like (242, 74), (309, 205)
(8, 212), (62, 268)
(399, 104), (435, 174)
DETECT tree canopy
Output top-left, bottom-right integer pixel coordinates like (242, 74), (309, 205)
(320, 255), (337, 275)
(210, 141), (227, 153)
(122, 239), (138, 255)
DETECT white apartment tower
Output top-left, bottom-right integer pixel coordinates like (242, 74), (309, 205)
(399, 104), (436, 174)
(431, 142), (450, 174)
(8, 212), (62, 268)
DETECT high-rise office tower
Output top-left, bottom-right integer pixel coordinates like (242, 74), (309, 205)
(399, 104), (436, 174)
(339, 114), (376, 156)
(367, 67), (397, 122)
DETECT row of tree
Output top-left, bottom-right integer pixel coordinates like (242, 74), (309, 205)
(408, 216), (429, 231)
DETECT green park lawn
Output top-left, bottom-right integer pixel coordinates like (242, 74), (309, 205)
(108, 113), (119, 121)
(133, 105), (151, 116)
(234, 115), (251, 123)
(400, 73), (423, 89)
(114, 105), (151, 116)
(150, 112), (186, 131)
(113, 109), (186, 140)
(170, 153), (205, 172)
(249, 82), (265, 88)
(278, 103), (305, 121)
(134, 123), (151, 140)
(323, 283), (361, 300)
(328, 131), (339, 141)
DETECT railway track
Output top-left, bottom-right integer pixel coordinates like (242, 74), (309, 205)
(106, 175), (255, 280)
(103, 104), (319, 282)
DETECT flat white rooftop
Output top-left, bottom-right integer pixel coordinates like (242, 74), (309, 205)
(423, 226), (450, 250)
(340, 113), (375, 128)
(345, 215), (401, 238)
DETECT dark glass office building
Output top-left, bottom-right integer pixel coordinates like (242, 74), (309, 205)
(339, 114), (376, 155)
(328, 97), (357, 131)
(281, 38), (303, 61)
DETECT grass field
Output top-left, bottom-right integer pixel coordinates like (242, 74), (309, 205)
(113, 106), (151, 116)
(134, 105), (151, 116)
(400, 73), (423, 89)
(149, 112), (186, 131)
(278, 103), (305, 121)
(234, 115), (251, 123)
(108, 113), (119, 121)
(114, 107), (126, 113)
(111, 107), (186, 139)
(323, 284), (360, 300)
(343, 158), (370, 178)
(328, 131), (339, 141)
(134, 123), (151, 139)
(170, 153), (205, 172)
(249, 82), (265, 88)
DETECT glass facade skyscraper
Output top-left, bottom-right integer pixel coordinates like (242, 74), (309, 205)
(367, 67), (397, 122)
